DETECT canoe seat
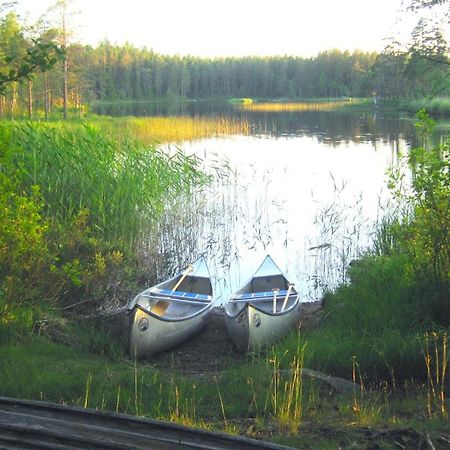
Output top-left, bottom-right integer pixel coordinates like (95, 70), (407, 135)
(234, 290), (289, 300)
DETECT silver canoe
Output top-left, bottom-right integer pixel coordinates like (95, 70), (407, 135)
(127, 258), (213, 358)
(224, 255), (302, 352)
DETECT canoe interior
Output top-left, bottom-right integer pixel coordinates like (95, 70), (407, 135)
(162, 275), (212, 296)
(134, 274), (213, 321)
(226, 264), (299, 317)
(135, 297), (208, 320)
(225, 294), (298, 316)
(239, 274), (288, 294)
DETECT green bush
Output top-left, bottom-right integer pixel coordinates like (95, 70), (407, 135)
(388, 111), (449, 324)
(0, 126), (51, 326)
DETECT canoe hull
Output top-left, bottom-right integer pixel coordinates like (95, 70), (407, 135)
(224, 255), (302, 352)
(126, 258), (213, 358)
(225, 300), (302, 352)
(128, 305), (211, 358)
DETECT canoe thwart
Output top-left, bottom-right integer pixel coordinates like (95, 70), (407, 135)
(234, 289), (289, 300)
(230, 294), (297, 304)
(139, 288), (211, 302)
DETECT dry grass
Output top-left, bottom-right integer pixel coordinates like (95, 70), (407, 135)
(240, 100), (353, 112)
(92, 115), (249, 144)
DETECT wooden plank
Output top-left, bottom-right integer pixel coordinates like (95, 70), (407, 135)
(0, 397), (295, 450)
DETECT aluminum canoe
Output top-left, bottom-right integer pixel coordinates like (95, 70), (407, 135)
(127, 257), (213, 358)
(224, 255), (302, 352)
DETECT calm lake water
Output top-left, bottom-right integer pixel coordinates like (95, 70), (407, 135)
(95, 102), (448, 303)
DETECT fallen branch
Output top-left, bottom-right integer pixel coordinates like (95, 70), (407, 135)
(279, 368), (358, 392)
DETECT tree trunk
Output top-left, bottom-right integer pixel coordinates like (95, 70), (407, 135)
(11, 83), (17, 115)
(63, 57), (68, 119)
(45, 73), (50, 120)
(76, 85), (81, 116)
(0, 95), (5, 118)
(28, 79), (33, 119)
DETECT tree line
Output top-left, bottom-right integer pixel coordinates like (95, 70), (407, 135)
(1, 0), (449, 117)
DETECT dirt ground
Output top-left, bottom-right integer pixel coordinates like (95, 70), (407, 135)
(147, 301), (324, 375)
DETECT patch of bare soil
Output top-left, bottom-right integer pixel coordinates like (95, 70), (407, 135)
(146, 301), (324, 376)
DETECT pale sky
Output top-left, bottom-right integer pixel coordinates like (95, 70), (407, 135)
(13, 0), (437, 57)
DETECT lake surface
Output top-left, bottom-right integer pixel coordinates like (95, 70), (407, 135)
(96, 102), (448, 303)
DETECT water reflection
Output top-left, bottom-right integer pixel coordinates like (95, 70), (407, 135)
(158, 134), (405, 304)
(92, 100), (420, 147)
(250, 111), (415, 146)
(109, 103), (447, 302)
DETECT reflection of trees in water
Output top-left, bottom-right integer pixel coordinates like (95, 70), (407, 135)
(249, 110), (417, 147)
(91, 102), (446, 150)
(131, 107), (448, 302)
(92, 101), (237, 117)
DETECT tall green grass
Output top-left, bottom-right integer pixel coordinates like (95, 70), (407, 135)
(0, 120), (208, 319)
(274, 252), (440, 382)
(0, 333), (308, 431)
(1, 330), (445, 443)
(5, 122), (206, 248)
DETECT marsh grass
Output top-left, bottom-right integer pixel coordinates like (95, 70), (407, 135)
(89, 115), (249, 144)
(398, 97), (450, 115)
(0, 336), (202, 422)
(239, 100), (354, 112)
(422, 332), (448, 419)
(0, 331), (448, 446)
(268, 344), (306, 432)
(350, 357), (384, 426)
(8, 122), (207, 247)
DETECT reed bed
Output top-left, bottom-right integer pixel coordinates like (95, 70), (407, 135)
(5, 122), (206, 248)
(89, 115), (249, 144)
(239, 100), (354, 112)
(398, 97), (450, 115)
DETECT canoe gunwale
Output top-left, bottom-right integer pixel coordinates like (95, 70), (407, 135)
(224, 294), (300, 319)
(248, 295), (301, 317)
(139, 292), (212, 305)
(131, 301), (213, 323)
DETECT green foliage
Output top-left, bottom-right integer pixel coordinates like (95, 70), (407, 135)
(0, 2), (448, 116)
(0, 127), (51, 323)
(0, 39), (64, 88)
(398, 96), (450, 115)
(387, 111), (449, 322)
(0, 10), (64, 94)
(275, 254), (427, 380)
(5, 122), (205, 246)
(0, 120), (206, 324)
(276, 111), (449, 382)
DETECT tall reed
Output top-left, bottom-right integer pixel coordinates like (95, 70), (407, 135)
(240, 100), (354, 112)
(5, 122), (207, 250)
(350, 357), (384, 426)
(90, 115), (249, 144)
(267, 342), (306, 432)
(422, 332), (448, 419)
